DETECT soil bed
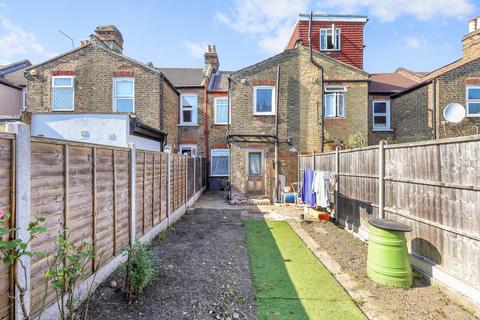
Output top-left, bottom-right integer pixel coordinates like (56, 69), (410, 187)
(84, 208), (257, 320)
(301, 220), (478, 320)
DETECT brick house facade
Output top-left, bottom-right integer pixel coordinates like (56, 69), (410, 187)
(228, 44), (369, 203)
(389, 18), (480, 142)
(159, 46), (232, 190)
(24, 25), (179, 150)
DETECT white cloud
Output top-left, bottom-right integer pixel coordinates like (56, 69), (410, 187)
(183, 41), (208, 59)
(0, 17), (54, 64)
(404, 36), (426, 49)
(215, 0), (309, 54)
(315, 0), (474, 22)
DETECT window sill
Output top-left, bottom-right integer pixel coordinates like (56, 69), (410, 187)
(210, 175), (229, 177)
(51, 109), (75, 112)
(325, 116), (345, 120)
(253, 113), (275, 116)
(212, 123), (229, 126)
(372, 128), (393, 132)
(466, 114), (480, 117)
(178, 123), (199, 127)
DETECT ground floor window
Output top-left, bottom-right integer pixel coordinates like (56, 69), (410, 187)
(372, 100), (391, 130)
(179, 144), (197, 156)
(211, 149), (229, 176)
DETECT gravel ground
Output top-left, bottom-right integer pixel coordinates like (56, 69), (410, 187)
(83, 207), (257, 320)
(301, 220), (479, 320)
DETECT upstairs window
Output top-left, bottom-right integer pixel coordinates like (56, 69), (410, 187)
(51, 76), (74, 111)
(214, 97), (230, 124)
(253, 86), (275, 115)
(114, 78), (134, 112)
(466, 86), (480, 116)
(320, 27), (341, 51)
(180, 94), (198, 125)
(211, 149), (229, 176)
(324, 86), (346, 118)
(372, 100), (391, 130)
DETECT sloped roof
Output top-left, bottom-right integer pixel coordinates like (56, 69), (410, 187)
(157, 68), (204, 87)
(369, 72), (421, 94)
(209, 71), (232, 91)
(0, 59), (31, 87)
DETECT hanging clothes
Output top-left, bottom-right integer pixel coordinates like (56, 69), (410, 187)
(301, 168), (315, 206)
(312, 170), (330, 208)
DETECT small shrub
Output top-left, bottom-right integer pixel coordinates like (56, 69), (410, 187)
(348, 133), (366, 149)
(46, 235), (94, 320)
(124, 241), (156, 302)
(0, 210), (47, 320)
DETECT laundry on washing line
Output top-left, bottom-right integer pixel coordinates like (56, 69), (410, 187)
(312, 170), (330, 208)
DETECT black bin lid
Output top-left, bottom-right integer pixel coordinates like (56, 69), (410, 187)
(368, 218), (412, 232)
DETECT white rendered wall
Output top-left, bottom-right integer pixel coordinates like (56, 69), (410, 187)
(31, 114), (161, 151)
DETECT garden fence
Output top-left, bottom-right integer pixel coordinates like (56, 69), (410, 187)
(0, 124), (206, 320)
(299, 134), (480, 304)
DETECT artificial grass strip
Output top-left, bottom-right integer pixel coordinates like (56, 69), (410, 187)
(244, 220), (366, 320)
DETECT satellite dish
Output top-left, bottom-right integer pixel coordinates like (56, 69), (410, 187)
(443, 103), (466, 123)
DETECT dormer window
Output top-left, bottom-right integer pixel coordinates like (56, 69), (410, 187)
(320, 27), (341, 51)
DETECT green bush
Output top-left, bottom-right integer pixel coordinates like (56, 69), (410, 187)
(124, 241), (156, 302)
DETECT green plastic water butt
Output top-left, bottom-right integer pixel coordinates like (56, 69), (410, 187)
(367, 219), (413, 288)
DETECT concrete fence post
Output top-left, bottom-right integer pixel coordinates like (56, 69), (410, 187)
(13, 123), (31, 319)
(335, 147), (340, 222)
(128, 143), (136, 245)
(378, 140), (385, 219)
(184, 157), (188, 205)
(167, 152), (171, 227)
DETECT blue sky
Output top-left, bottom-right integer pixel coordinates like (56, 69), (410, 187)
(0, 0), (478, 73)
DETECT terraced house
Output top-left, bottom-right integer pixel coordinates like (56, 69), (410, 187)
(24, 25), (179, 152)
(228, 14), (370, 203)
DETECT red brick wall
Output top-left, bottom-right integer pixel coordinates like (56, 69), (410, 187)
(286, 20), (365, 69)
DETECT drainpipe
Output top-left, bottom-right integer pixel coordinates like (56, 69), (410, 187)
(309, 11), (325, 153)
(227, 77), (232, 200)
(204, 77), (209, 188)
(159, 73), (165, 151)
(274, 66), (280, 202)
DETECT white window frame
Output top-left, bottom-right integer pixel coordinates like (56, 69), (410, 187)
(324, 86), (346, 118)
(51, 76), (75, 111)
(214, 97), (230, 124)
(466, 86), (480, 117)
(320, 27), (341, 51)
(113, 77), (135, 113)
(179, 144), (197, 156)
(253, 86), (275, 115)
(180, 93), (198, 125)
(372, 100), (391, 131)
(210, 149), (229, 177)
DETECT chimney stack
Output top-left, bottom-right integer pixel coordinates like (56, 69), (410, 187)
(463, 17), (480, 61)
(93, 25), (124, 54)
(204, 45), (219, 76)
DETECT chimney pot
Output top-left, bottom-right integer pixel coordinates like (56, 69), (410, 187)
(94, 25), (124, 54)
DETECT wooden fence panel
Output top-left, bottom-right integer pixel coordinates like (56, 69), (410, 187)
(114, 150), (129, 253)
(143, 153), (154, 233)
(30, 141), (66, 313)
(135, 152), (144, 238)
(160, 154), (167, 221)
(0, 135), (13, 320)
(152, 154), (161, 225)
(384, 139), (480, 291)
(187, 158), (194, 200)
(94, 148), (115, 269)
